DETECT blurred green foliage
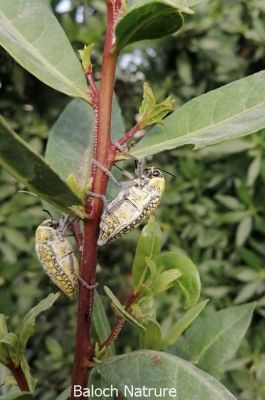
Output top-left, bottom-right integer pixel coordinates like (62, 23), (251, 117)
(0, 0), (265, 399)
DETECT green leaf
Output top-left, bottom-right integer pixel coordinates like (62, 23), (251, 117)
(232, 267), (259, 283)
(215, 194), (243, 210)
(163, 300), (208, 348)
(0, 332), (18, 361)
(79, 44), (95, 72)
(55, 388), (71, 400)
(154, 251), (201, 308)
(178, 303), (255, 378)
(104, 286), (144, 330)
(141, 320), (162, 350)
(131, 71), (265, 157)
(218, 210), (250, 224)
(234, 282), (260, 304)
(45, 337), (63, 359)
(20, 355), (37, 392)
(93, 290), (115, 356)
(0, 332), (18, 364)
(0, 116), (83, 215)
(0, 393), (33, 400)
(0, 0), (89, 101)
(45, 96), (124, 202)
(132, 218), (162, 291)
(56, 387), (71, 400)
(0, 314), (8, 338)
(198, 138), (255, 158)
(2, 227), (30, 252)
(247, 155), (261, 186)
(237, 246), (262, 268)
(115, 1), (187, 51)
(17, 293), (60, 362)
(127, 0), (202, 7)
(98, 350), (237, 400)
(138, 83), (175, 128)
(235, 182), (252, 208)
(66, 173), (92, 204)
(146, 258), (158, 279)
(44, 98), (93, 217)
(45, 98), (94, 193)
(0, 324), (9, 362)
(236, 216), (252, 246)
(152, 269), (182, 294)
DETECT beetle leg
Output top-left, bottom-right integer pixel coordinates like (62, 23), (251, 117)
(135, 158), (144, 178)
(69, 253), (98, 290)
(86, 191), (119, 222)
(87, 191), (110, 212)
(58, 215), (77, 237)
(119, 168), (134, 180)
(113, 141), (139, 161)
(78, 275), (98, 289)
(87, 191), (122, 225)
(92, 158), (121, 187)
(119, 180), (136, 190)
(112, 141), (145, 178)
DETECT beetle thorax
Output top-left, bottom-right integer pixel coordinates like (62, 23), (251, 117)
(146, 176), (165, 196)
(35, 221), (59, 244)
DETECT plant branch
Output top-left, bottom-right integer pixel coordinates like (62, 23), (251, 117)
(99, 317), (125, 350)
(117, 121), (141, 146)
(71, 1), (122, 398)
(85, 69), (99, 108)
(6, 359), (30, 393)
(86, 71), (99, 97)
(99, 292), (140, 351)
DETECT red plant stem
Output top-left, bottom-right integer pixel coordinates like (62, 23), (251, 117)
(6, 360), (30, 392)
(71, 220), (99, 397)
(86, 70), (99, 106)
(99, 292), (140, 351)
(117, 121), (141, 146)
(71, 2), (119, 399)
(87, 71), (99, 96)
(99, 317), (125, 350)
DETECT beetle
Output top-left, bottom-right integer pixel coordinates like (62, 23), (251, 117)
(97, 166), (165, 246)
(35, 213), (97, 297)
(35, 214), (79, 299)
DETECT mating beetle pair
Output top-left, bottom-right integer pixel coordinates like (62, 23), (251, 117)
(35, 149), (165, 298)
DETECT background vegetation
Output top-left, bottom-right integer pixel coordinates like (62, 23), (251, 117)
(0, 0), (265, 399)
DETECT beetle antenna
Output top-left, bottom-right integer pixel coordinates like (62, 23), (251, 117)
(113, 164), (134, 180)
(159, 168), (177, 178)
(42, 209), (54, 221)
(115, 163), (176, 178)
(114, 164), (123, 172)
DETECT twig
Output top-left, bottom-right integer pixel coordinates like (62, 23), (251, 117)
(100, 317), (125, 350)
(6, 359), (30, 393)
(99, 292), (140, 351)
(116, 121), (141, 147)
